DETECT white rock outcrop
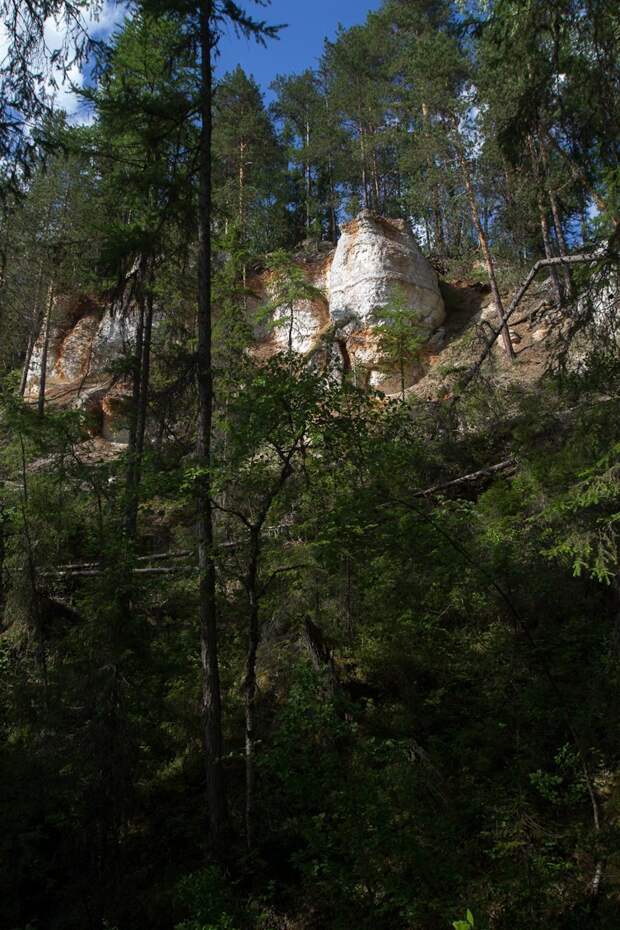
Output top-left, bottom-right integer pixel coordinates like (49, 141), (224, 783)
(24, 295), (136, 442)
(329, 212), (444, 329)
(25, 211), (445, 436)
(251, 211), (445, 393)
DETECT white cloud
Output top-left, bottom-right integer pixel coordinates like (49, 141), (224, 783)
(0, 1), (128, 131)
(42, 1), (128, 121)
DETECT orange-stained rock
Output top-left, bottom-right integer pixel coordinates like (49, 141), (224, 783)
(25, 212), (446, 441)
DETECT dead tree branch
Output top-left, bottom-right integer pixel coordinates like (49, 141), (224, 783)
(454, 252), (604, 399)
(413, 459), (517, 498)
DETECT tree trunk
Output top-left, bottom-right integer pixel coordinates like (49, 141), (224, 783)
(37, 281), (55, 416)
(328, 162), (338, 244)
(324, 96), (338, 243)
(371, 134), (381, 214)
(20, 257), (46, 396)
(529, 137), (562, 303)
(125, 278), (154, 540)
(544, 129), (619, 225)
(238, 139), (248, 301)
(238, 138), (246, 232)
(539, 141), (573, 296)
(305, 118), (311, 232)
(125, 280), (146, 539)
(422, 103), (444, 256)
(453, 127), (515, 359)
(548, 189), (573, 296)
(536, 193), (562, 303)
(244, 528), (261, 852)
(198, 0), (227, 846)
(359, 124), (369, 209)
(136, 289), (154, 462)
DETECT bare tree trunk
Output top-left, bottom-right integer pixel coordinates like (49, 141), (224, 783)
(37, 281), (55, 416)
(536, 193), (562, 303)
(453, 127), (515, 359)
(371, 134), (381, 213)
(324, 96), (338, 243)
(18, 435), (47, 687)
(581, 207), (590, 247)
(125, 281), (145, 539)
(136, 289), (154, 461)
(423, 215), (432, 252)
(529, 138), (562, 303)
(422, 103), (444, 256)
(241, 448), (300, 850)
(20, 258), (46, 396)
(198, 0), (227, 846)
(549, 188), (573, 296)
(432, 200), (444, 256)
(328, 161), (338, 243)
(239, 138), (247, 294)
(238, 139), (246, 232)
(125, 277), (154, 540)
(21, 331), (37, 398)
(539, 141), (573, 296)
(244, 527), (260, 852)
(305, 118), (311, 232)
(359, 124), (369, 209)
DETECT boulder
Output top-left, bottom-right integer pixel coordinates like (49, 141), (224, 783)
(329, 211), (444, 330)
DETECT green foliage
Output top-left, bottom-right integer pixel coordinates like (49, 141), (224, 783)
(453, 910), (475, 930)
(373, 286), (427, 397)
(175, 868), (240, 930)
(2, 1), (620, 929)
(256, 249), (325, 352)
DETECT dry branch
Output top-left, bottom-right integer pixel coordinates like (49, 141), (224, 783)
(454, 252), (604, 397)
(413, 458), (517, 498)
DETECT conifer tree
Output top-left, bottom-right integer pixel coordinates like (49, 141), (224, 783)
(173, 0), (280, 847)
(213, 66), (284, 261)
(271, 69), (336, 237)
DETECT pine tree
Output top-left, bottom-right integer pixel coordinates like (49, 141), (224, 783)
(213, 66), (284, 261)
(271, 69), (337, 238)
(321, 15), (395, 215)
(85, 11), (198, 538)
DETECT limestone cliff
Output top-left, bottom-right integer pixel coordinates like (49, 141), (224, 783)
(24, 211), (445, 437)
(248, 211), (445, 393)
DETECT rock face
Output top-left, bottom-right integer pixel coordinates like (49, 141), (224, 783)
(25, 211), (445, 438)
(24, 294), (135, 442)
(329, 213), (444, 328)
(250, 211), (445, 393)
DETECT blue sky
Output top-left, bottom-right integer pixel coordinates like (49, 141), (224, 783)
(217, 0), (381, 98)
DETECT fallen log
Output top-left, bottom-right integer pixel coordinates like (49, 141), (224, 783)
(413, 458), (517, 498)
